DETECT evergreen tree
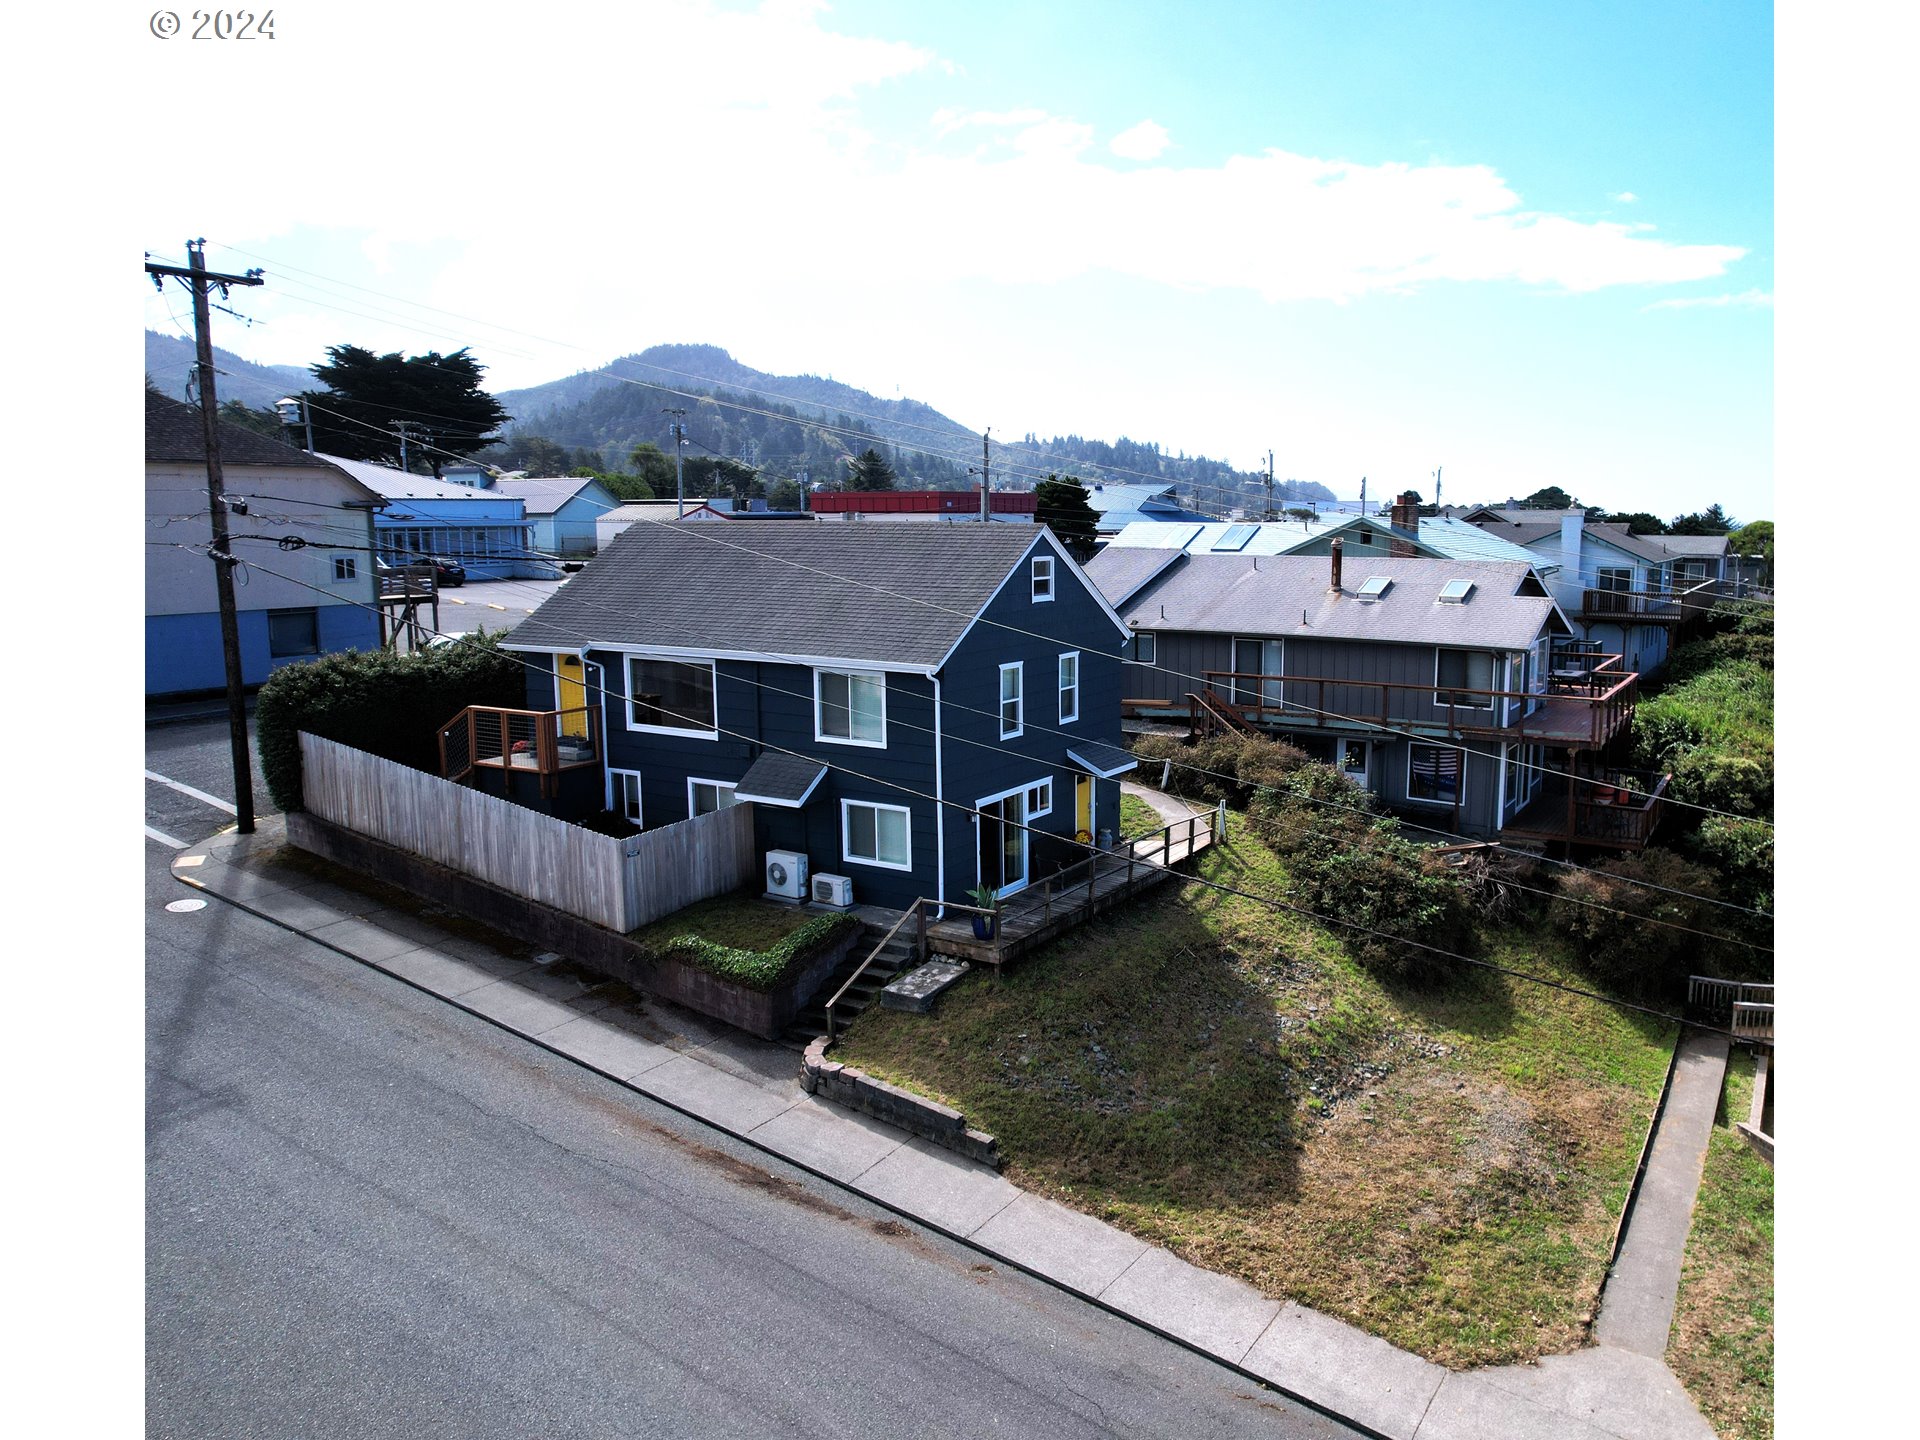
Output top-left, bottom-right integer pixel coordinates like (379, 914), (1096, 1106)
(845, 447), (898, 491)
(1669, 503), (1736, 535)
(298, 345), (509, 475)
(1035, 473), (1099, 560)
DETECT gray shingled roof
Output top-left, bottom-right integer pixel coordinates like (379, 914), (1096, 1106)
(507, 520), (1062, 670)
(1107, 554), (1566, 650)
(146, 390), (337, 468)
(1084, 546), (1186, 607)
(1655, 533), (1731, 557)
(733, 753), (828, 808)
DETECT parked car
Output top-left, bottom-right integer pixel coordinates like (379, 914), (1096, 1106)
(424, 557), (466, 587)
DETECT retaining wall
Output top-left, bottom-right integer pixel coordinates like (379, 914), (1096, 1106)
(802, 1036), (1000, 1169)
(288, 812), (857, 1039)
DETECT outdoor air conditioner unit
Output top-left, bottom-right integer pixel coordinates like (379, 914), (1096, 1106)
(765, 849), (809, 900)
(811, 873), (854, 908)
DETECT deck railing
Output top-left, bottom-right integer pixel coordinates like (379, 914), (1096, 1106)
(1580, 588), (1684, 620)
(1731, 1002), (1775, 1042)
(1196, 666), (1638, 749)
(439, 705), (600, 793)
(1688, 976), (1775, 1025)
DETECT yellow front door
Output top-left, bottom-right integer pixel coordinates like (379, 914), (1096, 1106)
(555, 654), (588, 736)
(1075, 774), (1093, 841)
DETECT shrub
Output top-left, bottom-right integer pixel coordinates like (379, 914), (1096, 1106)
(1668, 750), (1773, 819)
(1681, 816), (1774, 917)
(1281, 816), (1473, 986)
(1447, 847), (1543, 927)
(654, 912), (860, 991)
(1549, 849), (1748, 997)
(255, 635), (524, 811)
(1129, 732), (1314, 810)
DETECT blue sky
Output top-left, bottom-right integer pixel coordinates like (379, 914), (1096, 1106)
(132, 0), (1772, 521)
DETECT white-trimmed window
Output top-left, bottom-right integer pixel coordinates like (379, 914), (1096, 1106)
(1058, 652), (1080, 723)
(608, 768), (644, 826)
(332, 556), (357, 583)
(999, 662), (1024, 738)
(815, 669), (887, 747)
(1407, 744), (1464, 806)
(1026, 778), (1053, 818)
(1032, 555), (1055, 602)
(1126, 632), (1156, 665)
(842, 799), (912, 871)
(628, 655), (717, 736)
(1434, 649), (1495, 709)
(688, 778), (738, 817)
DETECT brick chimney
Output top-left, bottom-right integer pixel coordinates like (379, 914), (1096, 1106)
(1390, 491), (1420, 557)
(1329, 537), (1343, 592)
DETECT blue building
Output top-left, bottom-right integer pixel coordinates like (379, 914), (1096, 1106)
(440, 470), (621, 562)
(499, 522), (1138, 912)
(146, 391), (384, 697)
(321, 455), (538, 580)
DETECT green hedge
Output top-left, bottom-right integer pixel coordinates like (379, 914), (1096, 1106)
(255, 636), (524, 812)
(653, 912), (861, 991)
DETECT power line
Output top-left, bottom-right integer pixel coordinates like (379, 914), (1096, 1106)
(216, 546), (1766, 1009)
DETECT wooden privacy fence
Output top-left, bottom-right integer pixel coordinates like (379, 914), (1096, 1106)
(298, 732), (756, 932)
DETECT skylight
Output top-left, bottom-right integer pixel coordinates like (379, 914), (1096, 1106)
(1437, 578), (1475, 604)
(1212, 523), (1259, 552)
(1357, 575), (1393, 601)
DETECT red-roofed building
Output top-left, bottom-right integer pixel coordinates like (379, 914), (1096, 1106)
(809, 488), (1035, 522)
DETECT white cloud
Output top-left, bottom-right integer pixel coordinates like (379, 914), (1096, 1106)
(1614, 191), (1640, 203)
(1644, 289), (1774, 311)
(1111, 120), (1171, 161)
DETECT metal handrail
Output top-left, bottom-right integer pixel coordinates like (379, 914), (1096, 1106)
(823, 896), (995, 1042)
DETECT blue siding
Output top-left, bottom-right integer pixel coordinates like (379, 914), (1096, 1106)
(516, 538), (1130, 911)
(147, 606), (381, 697)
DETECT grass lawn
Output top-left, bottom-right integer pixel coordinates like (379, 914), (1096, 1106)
(1668, 1052), (1774, 1439)
(627, 889), (818, 952)
(838, 819), (1675, 1368)
(1119, 791), (1162, 838)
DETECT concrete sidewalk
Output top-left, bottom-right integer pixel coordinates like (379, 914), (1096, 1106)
(169, 817), (1720, 1440)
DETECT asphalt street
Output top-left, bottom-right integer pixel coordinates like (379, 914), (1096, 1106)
(146, 721), (1361, 1439)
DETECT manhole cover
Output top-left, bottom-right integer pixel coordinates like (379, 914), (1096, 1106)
(165, 898), (208, 913)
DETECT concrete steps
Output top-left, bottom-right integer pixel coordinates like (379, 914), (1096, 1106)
(778, 926), (917, 1048)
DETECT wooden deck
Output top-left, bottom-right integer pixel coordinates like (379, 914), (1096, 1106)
(853, 813), (1220, 972)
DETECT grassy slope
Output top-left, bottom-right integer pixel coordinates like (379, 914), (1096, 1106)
(839, 823), (1673, 1368)
(1668, 1053), (1774, 1439)
(627, 889), (817, 952)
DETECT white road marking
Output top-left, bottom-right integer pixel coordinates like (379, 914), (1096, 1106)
(144, 769), (238, 815)
(146, 826), (189, 849)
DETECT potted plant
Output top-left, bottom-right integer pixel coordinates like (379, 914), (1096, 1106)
(965, 884), (1000, 940)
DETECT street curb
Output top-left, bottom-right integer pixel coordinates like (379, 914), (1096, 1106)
(169, 846), (1394, 1440)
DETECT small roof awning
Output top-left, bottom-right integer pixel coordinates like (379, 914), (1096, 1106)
(1066, 741), (1138, 779)
(733, 752), (828, 808)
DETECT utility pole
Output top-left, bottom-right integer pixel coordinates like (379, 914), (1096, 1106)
(1265, 451), (1276, 520)
(1433, 465), (1443, 508)
(663, 407), (688, 517)
(146, 240), (264, 834)
(1359, 476), (1367, 517)
(977, 427), (992, 522)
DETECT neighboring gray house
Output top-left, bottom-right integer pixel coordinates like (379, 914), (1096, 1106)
(1085, 482), (1215, 535)
(1460, 511), (1703, 676)
(1105, 493), (1546, 570)
(1088, 545), (1662, 849)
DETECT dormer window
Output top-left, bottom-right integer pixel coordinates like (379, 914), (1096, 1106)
(1032, 555), (1055, 602)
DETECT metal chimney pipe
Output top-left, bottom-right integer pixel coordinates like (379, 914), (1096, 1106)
(1329, 537), (1344, 592)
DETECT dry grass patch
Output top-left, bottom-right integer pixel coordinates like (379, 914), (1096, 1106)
(841, 824), (1671, 1368)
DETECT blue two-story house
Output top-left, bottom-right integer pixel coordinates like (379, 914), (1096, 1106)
(495, 521), (1137, 912)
